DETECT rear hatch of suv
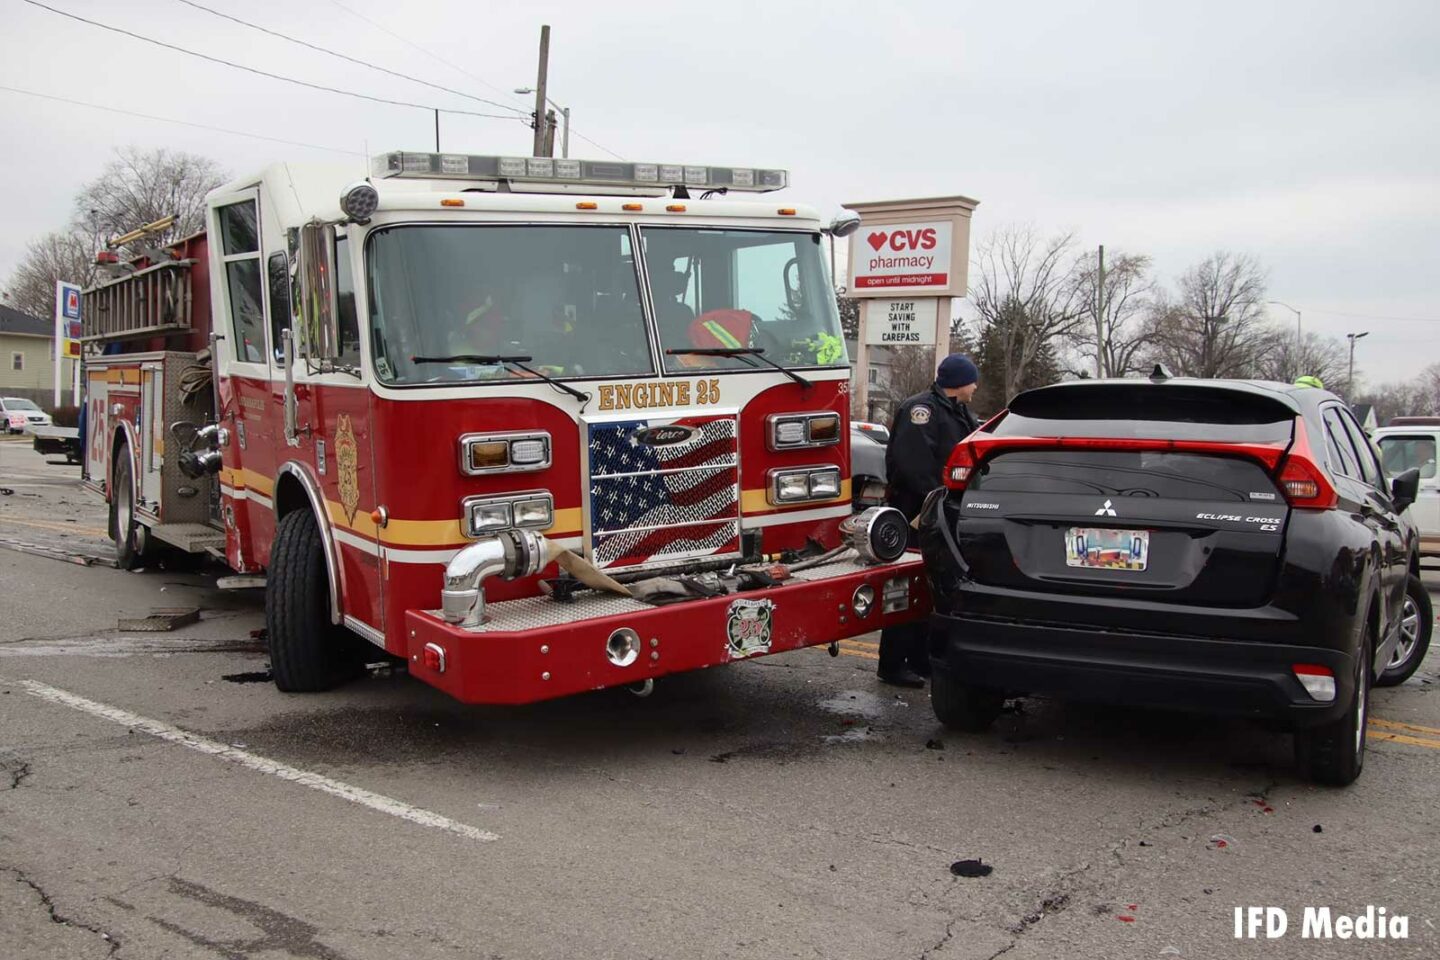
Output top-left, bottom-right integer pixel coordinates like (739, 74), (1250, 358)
(945, 382), (1301, 608)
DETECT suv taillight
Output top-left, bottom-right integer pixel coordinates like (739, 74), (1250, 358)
(944, 442), (975, 490)
(1277, 418), (1338, 510)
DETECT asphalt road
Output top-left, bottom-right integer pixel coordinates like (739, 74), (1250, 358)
(2, 437), (1439, 959)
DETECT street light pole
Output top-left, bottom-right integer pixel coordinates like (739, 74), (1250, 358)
(516, 88), (570, 158)
(1267, 300), (1302, 380)
(1346, 331), (1369, 392)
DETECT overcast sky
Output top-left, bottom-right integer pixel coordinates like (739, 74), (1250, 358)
(2, 0), (1437, 385)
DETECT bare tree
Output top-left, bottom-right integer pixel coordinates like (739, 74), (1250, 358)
(1354, 364), (1440, 423)
(1, 232), (96, 319)
(3, 147), (226, 320)
(1152, 252), (1269, 378)
(886, 346), (940, 404)
(969, 226), (1088, 399)
(1254, 329), (1350, 393)
(1071, 249), (1158, 378)
(77, 147), (226, 251)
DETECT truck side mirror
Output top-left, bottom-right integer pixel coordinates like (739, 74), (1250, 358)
(1392, 467), (1420, 513)
(297, 221), (341, 361)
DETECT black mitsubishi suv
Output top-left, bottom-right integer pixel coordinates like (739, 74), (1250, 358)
(918, 373), (1430, 786)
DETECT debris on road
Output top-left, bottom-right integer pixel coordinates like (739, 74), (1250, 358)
(1207, 834), (1237, 851)
(117, 607), (201, 632)
(949, 859), (993, 878)
(222, 671), (273, 684)
(0, 536), (117, 567)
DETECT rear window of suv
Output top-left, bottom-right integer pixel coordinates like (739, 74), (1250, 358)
(994, 383), (1296, 445)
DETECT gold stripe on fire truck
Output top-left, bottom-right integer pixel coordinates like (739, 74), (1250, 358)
(325, 501), (584, 548)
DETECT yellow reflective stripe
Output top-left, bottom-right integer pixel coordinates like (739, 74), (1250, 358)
(703, 319), (744, 349)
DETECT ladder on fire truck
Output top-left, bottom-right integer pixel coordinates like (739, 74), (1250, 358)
(83, 216), (198, 344)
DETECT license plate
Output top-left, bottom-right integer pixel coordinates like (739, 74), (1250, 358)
(1065, 528), (1149, 571)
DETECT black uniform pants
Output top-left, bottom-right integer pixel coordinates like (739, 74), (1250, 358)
(877, 527), (929, 675)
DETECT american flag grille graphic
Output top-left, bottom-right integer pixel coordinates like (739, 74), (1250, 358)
(587, 415), (741, 569)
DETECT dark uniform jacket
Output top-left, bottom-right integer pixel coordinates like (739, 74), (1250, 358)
(884, 385), (981, 520)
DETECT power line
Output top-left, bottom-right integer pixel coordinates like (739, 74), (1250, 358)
(20, 0), (526, 122)
(322, 0), (529, 107)
(321, 0), (626, 161)
(0, 83), (365, 156)
(172, 0), (526, 116)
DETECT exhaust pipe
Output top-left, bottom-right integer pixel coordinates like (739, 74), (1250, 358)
(441, 529), (547, 627)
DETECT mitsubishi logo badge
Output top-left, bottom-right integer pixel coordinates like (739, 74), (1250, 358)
(1095, 499), (1117, 517)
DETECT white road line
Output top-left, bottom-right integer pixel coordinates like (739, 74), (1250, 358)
(13, 678), (498, 843)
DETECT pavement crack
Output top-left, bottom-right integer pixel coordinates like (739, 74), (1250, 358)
(5, 865), (121, 956)
(4, 757), (31, 789)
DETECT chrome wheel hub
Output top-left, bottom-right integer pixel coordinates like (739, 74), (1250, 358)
(1388, 595), (1421, 670)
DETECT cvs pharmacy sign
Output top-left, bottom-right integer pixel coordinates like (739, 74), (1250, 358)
(850, 220), (953, 292)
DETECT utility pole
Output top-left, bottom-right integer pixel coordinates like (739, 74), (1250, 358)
(434, 109), (440, 152)
(1346, 331), (1369, 392)
(531, 25), (551, 158)
(1094, 244), (1105, 378)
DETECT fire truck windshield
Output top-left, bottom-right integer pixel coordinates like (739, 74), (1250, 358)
(642, 227), (847, 375)
(367, 224), (653, 385)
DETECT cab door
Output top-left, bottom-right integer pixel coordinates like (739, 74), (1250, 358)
(210, 188), (278, 568)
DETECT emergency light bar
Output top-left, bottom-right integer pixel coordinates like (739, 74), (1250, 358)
(371, 151), (788, 193)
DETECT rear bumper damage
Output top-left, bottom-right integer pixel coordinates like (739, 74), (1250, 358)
(405, 553), (930, 704)
(930, 612), (1356, 727)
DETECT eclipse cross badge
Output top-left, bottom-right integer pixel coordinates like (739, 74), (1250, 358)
(1095, 499), (1117, 517)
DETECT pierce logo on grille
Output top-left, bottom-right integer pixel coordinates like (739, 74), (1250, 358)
(634, 424), (697, 447)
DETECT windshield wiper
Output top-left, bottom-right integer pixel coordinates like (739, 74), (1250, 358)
(664, 347), (812, 389)
(410, 353), (590, 404)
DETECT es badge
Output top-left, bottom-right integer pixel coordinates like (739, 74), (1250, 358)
(726, 598), (775, 658)
(909, 404), (932, 425)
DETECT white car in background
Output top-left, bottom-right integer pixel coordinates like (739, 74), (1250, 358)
(1, 397), (52, 435)
(1374, 418), (1440, 558)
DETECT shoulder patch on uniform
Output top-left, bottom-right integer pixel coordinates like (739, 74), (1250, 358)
(909, 404), (932, 425)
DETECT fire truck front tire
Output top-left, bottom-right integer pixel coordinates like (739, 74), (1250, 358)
(267, 509), (363, 692)
(110, 452), (157, 571)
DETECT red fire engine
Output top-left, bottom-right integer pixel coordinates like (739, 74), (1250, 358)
(80, 151), (928, 703)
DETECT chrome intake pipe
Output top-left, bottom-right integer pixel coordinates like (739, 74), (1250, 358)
(441, 529), (547, 627)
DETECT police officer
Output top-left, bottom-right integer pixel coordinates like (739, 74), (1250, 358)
(877, 353), (981, 687)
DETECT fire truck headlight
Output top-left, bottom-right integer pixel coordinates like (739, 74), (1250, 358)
(807, 415), (840, 444)
(340, 181), (380, 222)
(773, 470), (811, 503)
(768, 413), (843, 451)
(808, 468), (841, 499)
(461, 432), (552, 475)
(468, 502), (512, 535)
(512, 496), (553, 528)
(509, 438), (549, 466)
(773, 418), (806, 447)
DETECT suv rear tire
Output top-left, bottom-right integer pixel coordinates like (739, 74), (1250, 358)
(1294, 625), (1371, 786)
(1376, 574), (1432, 687)
(930, 666), (1005, 732)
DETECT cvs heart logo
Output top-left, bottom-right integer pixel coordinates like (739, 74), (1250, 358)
(866, 231), (888, 252)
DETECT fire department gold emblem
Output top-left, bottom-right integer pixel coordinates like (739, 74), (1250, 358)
(335, 414), (360, 526)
